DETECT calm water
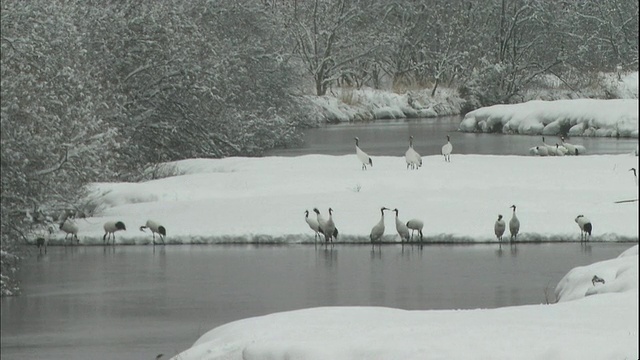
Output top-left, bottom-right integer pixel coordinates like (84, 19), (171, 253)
(1, 242), (633, 360)
(267, 116), (638, 156)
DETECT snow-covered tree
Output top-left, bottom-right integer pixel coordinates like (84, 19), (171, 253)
(1, 1), (122, 295)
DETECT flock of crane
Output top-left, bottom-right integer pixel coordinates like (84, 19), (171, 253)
(528, 136), (587, 156)
(355, 135), (453, 170)
(35, 135), (636, 252)
(36, 218), (166, 254)
(303, 135), (638, 247)
(305, 204), (595, 247)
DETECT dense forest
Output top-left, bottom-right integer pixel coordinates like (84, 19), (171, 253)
(1, 0), (637, 295)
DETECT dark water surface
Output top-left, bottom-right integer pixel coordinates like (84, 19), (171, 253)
(267, 116), (638, 156)
(1, 243), (633, 360)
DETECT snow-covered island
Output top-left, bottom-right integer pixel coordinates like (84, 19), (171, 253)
(172, 245), (638, 360)
(62, 153), (639, 246)
(459, 98), (639, 138)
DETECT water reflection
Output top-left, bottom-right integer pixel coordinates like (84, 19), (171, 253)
(317, 246), (338, 268)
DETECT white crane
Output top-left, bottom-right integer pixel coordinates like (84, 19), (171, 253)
(494, 214), (506, 242)
(103, 221), (126, 245)
(59, 219), (79, 245)
(393, 209), (410, 242)
(354, 137), (373, 170)
(535, 146), (549, 156)
(405, 136), (422, 170)
(630, 168), (637, 186)
(574, 215), (592, 241)
(555, 144), (566, 156)
(405, 219), (424, 242)
(370, 207), (388, 245)
(313, 208), (338, 241)
(324, 208), (337, 244)
(509, 205), (520, 242)
(441, 135), (453, 162)
(560, 136), (576, 155)
(541, 137), (557, 156)
(304, 210), (322, 242)
(561, 136), (586, 155)
(140, 220), (166, 245)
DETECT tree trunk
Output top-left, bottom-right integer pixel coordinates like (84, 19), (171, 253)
(431, 77), (440, 97)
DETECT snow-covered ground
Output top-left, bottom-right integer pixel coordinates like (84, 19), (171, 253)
(171, 245), (638, 360)
(459, 98), (639, 138)
(53, 153), (639, 245)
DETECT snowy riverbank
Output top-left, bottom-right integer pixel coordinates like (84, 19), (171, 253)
(171, 245), (638, 360)
(306, 72), (638, 126)
(48, 153), (639, 245)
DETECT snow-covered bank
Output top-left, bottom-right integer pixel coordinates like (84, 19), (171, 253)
(171, 245), (638, 360)
(305, 72), (639, 124)
(307, 87), (463, 123)
(459, 99), (639, 138)
(49, 154), (639, 245)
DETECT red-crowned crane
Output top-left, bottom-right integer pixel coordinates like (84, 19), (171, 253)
(305, 210), (322, 243)
(393, 209), (410, 243)
(370, 207), (388, 245)
(59, 219), (79, 245)
(324, 208), (337, 244)
(406, 219), (424, 242)
(405, 136), (422, 170)
(354, 137), (373, 170)
(441, 135), (453, 162)
(103, 221), (126, 245)
(494, 214), (506, 242)
(313, 208), (338, 242)
(509, 205), (520, 242)
(575, 215), (592, 241)
(140, 220), (166, 246)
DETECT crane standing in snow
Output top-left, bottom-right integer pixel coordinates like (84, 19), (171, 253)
(405, 136), (422, 170)
(441, 135), (453, 162)
(630, 168), (637, 186)
(354, 137), (373, 170)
